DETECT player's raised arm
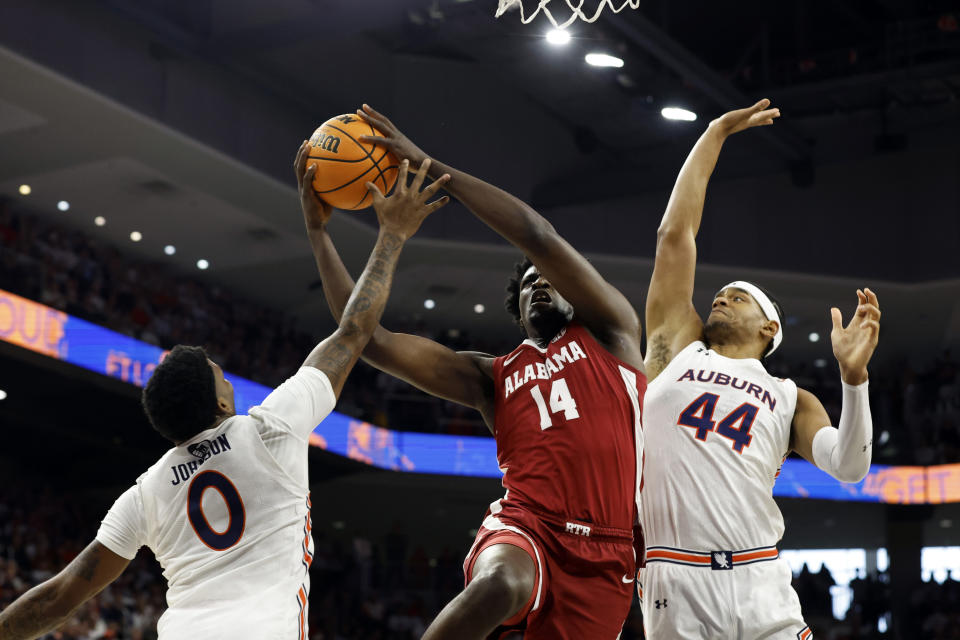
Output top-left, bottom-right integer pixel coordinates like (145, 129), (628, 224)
(355, 105), (642, 368)
(790, 288), (880, 483)
(295, 143), (496, 421)
(300, 155), (449, 397)
(645, 99), (780, 379)
(0, 541), (129, 640)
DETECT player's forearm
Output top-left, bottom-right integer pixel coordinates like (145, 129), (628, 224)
(658, 124), (727, 239)
(306, 229), (405, 392)
(336, 228), (405, 349)
(0, 579), (74, 640)
(429, 159), (555, 255)
(308, 226), (356, 322)
(308, 226), (406, 368)
(812, 381), (873, 483)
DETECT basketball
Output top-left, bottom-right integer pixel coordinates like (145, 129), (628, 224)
(306, 114), (400, 210)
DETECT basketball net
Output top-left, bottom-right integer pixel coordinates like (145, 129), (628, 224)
(495, 0), (641, 28)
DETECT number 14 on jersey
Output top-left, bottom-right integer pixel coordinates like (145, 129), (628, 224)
(530, 378), (580, 430)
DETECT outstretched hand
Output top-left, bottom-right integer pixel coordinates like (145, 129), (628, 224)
(831, 288), (881, 386)
(367, 158), (451, 240)
(356, 104), (430, 170)
(711, 99), (781, 137)
(294, 139), (333, 230)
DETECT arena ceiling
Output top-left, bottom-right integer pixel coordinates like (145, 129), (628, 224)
(0, 0), (958, 364)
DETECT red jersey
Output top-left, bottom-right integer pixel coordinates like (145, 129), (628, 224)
(491, 322), (646, 532)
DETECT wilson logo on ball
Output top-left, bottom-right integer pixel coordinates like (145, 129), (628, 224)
(305, 113), (399, 210)
(309, 132), (341, 154)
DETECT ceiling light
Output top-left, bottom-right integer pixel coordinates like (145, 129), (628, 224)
(130, 231), (143, 242)
(18, 184), (31, 195)
(94, 216), (106, 226)
(0, 389), (6, 401)
(57, 200), (70, 211)
(814, 358), (827, 368)
(585, 53), (624, 68)
(546, 29), (571, 45)
(424, 299), (436, 310)
(197, 259), (210, 270)
(808, 332), (820, 343)
(661, 107), (697, 121)
(164, 245), (176, 256)
(474, 303), (485, 314)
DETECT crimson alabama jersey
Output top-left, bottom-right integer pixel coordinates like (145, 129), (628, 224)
(490, 322), (646, 531)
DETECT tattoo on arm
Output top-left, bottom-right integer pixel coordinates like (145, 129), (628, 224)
(309, 232), (404, 389)
(0, 578), (67, 638)
(69, 546), (102, 582)
(0, 542), (126, 640)
(311, 340), (354, 390)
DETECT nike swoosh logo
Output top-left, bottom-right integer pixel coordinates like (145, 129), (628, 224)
(622, 574), (635, 584)
(503, 351), (523, 366)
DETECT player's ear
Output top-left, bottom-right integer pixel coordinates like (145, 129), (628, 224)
(216, 395), (232, 416)
(760, 320), (779, 341)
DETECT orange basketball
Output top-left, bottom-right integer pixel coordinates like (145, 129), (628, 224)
(306, 114), (399, 210)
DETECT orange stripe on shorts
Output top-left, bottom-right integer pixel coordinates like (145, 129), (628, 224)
(733, 549), (779, 562)
(646, 550), (711, 563)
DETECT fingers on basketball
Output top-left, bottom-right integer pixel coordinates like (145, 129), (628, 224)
(294, 140), (309, 180)
(396, 159), (410, 193)
(365, 181), (386, 206)
(307, 115), (400, 210)
(362, 104), (395, 131)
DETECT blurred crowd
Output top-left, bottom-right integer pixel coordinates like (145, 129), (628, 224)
(791, 564), (960, 640)
(1, 201), (958, 462)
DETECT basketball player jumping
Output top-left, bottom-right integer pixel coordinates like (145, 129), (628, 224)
(639, 99), (881, 638)
(298, 105), (647, 639)
(0, 155), (449, 640)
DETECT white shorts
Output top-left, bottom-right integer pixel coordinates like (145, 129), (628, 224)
(638, 546), (811, 639)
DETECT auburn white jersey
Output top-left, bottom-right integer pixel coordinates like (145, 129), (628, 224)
(96, 367), (335, 640)
(640, 341), (797, 552)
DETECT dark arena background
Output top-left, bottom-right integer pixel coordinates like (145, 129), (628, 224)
(1, 1), (959, 638)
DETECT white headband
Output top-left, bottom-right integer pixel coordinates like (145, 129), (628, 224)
(720, 281), (783, 355)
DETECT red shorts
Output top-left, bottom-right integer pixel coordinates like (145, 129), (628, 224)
(463, 503), (637, 640)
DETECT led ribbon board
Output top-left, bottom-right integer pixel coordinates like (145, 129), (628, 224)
(2, 287), (958, 503)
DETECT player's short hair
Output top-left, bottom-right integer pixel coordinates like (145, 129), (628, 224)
(751, 282), (785, 358)
(142, 345), (219, 443)
(504, 257), (534, 334)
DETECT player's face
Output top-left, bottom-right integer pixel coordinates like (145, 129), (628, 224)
(208, 360), (236, 417)
(518, 265), (574, 329)
(704, 288), (771, 346)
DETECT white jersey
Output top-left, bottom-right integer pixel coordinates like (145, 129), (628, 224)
(640, 341), (797, 552)
(96, 367), (335, 640)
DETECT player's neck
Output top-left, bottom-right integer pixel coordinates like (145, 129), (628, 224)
(526, 321), (566, 348)
(709, 341), (764, 361)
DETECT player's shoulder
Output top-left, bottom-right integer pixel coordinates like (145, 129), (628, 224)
(663, 339), (709, 366)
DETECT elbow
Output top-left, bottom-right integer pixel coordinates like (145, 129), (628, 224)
(835, 457), (872, 484)
(656, 224), (692, 247)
